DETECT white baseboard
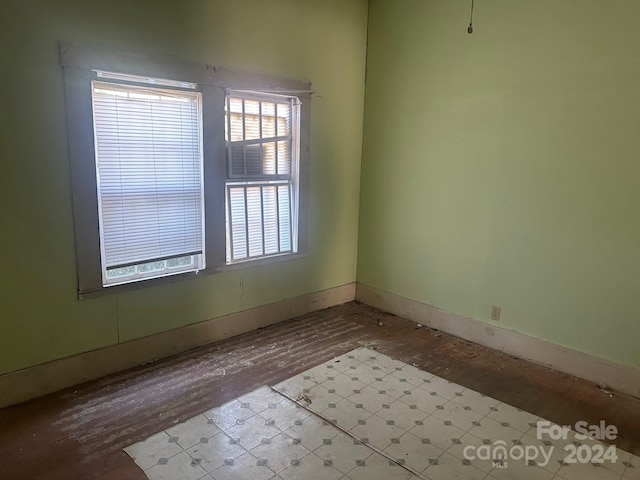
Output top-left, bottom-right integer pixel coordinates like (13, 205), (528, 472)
(356, 283), (640, 399)
(0, 283), (356, 408)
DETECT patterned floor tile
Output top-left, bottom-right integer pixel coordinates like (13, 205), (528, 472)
(344, 363), (383, 386)
(224, 413), (281, 450)
(273, 373), (320, 398)
(422, 451), (486, 480)
(125, 348), (632, 480)
(278, 452), (344, 480)
(323, 397), (373, 430)
(203, 398), (256, 431)
(408, 414), (467, 451)
(144, 451), (207, 480)
(257, 398), (311, 432)
(485, 402), (539, 433)
(431, 399), (484, 432)
(235, 386), (287, 415)
(389, 363), (434, 387)
(625, 458), (640, 480)
(369, 374), (414, 399)
(451, 388), (501, 415)
(419, 375), (466, 400)
(305, 384), (346, 412)
(323, 353), (361, 373)
(382, 431), (441, 473)
(186, 432), (247, 473)
(209, 451), (277, 480)
(124, 431), (184, 470)
(346, 385), (395, 414)
(376, 398), (429, 431)
(321, 372), (367, 398)
(249, 433), (311, 473)
(515, 433), (571, 474)
(347, 348), (383, 365)
(345, 449), (414, 480)
(468, 416), (526, 444)
(488, 458), (554, 480)
(446, 432), (495, 472)
(283, 415), (340, 452)
(303, 363), (342, 385)
(398, 388), (447, 416)
(165, 414), (222, 450)
(351, 413), (407, 450)
(313, 432), (374, 474)
(556, 461), (623, 480)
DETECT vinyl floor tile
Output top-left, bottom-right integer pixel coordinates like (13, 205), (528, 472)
(125, 348), (634, 480)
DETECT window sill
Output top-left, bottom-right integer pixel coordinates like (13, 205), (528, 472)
(78, 253), (308, 299)
(78, 269), (203, 300)
(215, 253), (307, 272)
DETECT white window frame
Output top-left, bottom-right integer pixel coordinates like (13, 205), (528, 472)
(224, 90), (301, 264)
(60, 41), (310, 298)
(90, 73), (206, 287)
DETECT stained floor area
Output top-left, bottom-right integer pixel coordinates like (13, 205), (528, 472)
(0, 302), (639, 480)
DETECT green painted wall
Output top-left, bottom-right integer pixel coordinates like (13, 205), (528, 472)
(358, 0), (640, 369)
(0, 0), (368, 375)
(3, 0), (637, 379)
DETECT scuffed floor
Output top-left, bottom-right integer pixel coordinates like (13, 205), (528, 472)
(1, 302), (639, 479)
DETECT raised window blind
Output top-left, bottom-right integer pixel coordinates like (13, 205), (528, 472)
(225, 91), (300, 263)
(91, 75), (205, 285)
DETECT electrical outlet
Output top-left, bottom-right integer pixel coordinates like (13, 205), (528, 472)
(491, 305), (501, 321)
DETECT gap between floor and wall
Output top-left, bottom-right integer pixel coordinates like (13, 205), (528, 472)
(1, 281), (639, 409)
(355, 283), (640, 401)
(0, 283), (356, 409)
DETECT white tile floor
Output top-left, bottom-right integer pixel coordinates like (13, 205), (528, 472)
(125, 348), (639, 480)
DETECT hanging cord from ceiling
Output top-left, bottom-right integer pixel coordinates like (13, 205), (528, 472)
(468, 0), (475, 34)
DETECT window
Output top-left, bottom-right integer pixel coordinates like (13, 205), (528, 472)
(60, 42), (310, 297)
(91, 73), (205, 286)
(224, 91), (300, 263)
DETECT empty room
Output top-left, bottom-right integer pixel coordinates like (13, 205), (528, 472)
(1, 1), (639, 479)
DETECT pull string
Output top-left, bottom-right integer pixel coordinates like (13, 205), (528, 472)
(468, 0), (475, 34)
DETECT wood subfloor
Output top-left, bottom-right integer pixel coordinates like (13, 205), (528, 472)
(0, 301), (638, 479)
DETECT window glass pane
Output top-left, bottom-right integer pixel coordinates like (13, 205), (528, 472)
(229, 187), (248, 260)
(229, 145), (244, 176)
(228, 99), (243, 141)
(224, 90), (299, 264)
(137, 260), (165, 273)
(245, 145), (262, 175)
(167, 256), (193, 268)
(246, 186), (263, 257)
(244, 100), (261, 140)
(261, 102), (276, 138)
(263, 142), (277, 175)
(262, 186), (279, 255)
(92, 78), (204, 286)
(278, 185), (291, 252)
(277, 103), (290, 136)
(104, 255), (197, 283)
(106, 265), (136, 279)
(277, 140), (290, 175)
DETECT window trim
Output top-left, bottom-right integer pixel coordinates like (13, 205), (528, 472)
(90, 76), (206, 286)
(224, 89), (301, 264)
(60, 42), (310, 298)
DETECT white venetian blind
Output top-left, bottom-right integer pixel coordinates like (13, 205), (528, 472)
(91, 78), (204, 270)
(224, 91), (298, 263)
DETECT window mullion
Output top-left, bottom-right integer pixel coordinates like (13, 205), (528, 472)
(243, 186), (249, 257)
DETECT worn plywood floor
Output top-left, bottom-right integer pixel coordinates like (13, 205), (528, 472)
(0, 302), (638, 480)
